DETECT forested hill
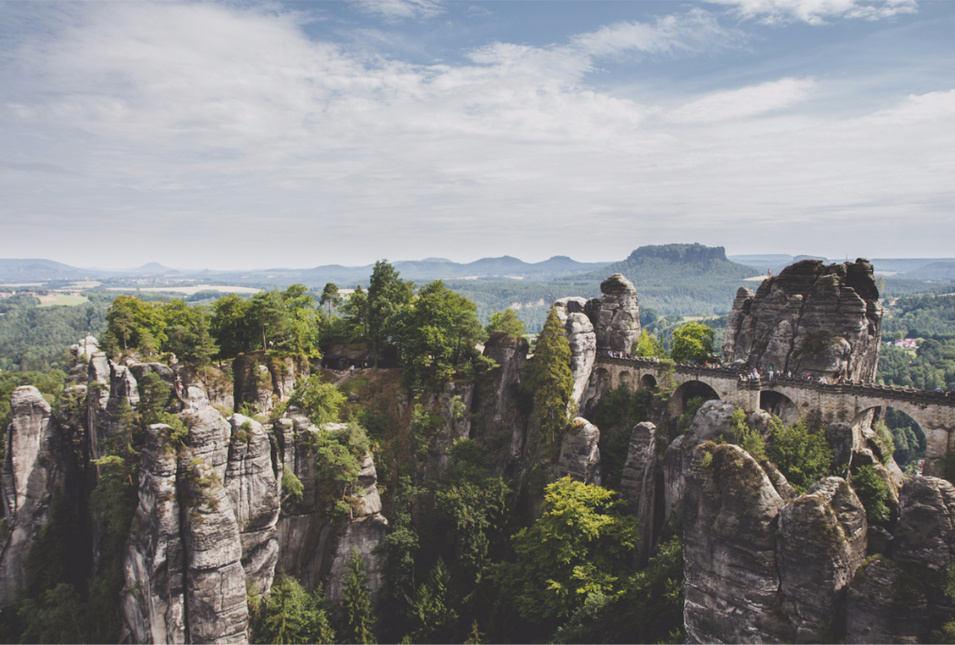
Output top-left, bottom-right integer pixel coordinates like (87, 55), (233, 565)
(554, 243), (759, 317)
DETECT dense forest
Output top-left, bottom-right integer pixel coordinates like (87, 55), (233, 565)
(1, 258), (954, 643)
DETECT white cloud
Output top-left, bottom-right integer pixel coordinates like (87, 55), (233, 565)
(348, 0), (444, 21)
(708, 0), (917, 24)
(667, 77), (816, 123)
(0, 1), (952, 267)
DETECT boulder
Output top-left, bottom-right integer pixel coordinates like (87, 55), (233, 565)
(845, 555), (927, 643)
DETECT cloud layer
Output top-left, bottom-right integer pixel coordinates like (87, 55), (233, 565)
(0, 1), (951, 269)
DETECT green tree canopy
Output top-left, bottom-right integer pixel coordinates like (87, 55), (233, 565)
(486, 309), (526, 338)
(366, 260), (414, 369)
(526, 306), (575, 446)
(339, 549), (375, 644)
(320, 283), (341, 317)
(670, 321), (716, 364)
(495, 477), (640, 630)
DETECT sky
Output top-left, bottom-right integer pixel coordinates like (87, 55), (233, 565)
(1, 0), (953, 270)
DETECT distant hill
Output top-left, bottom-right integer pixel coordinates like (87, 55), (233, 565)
(560, 243), (759, 316)
(0, 259), (89, 282)
(900, 261), (955, 281)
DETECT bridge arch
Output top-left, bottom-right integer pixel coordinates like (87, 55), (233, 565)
(640, 373), (657, 390)
(760, 390), (800, 425)
(618, 371), (632, 389)
(850, 405), (928, 469)
(669, 380), (721, 419)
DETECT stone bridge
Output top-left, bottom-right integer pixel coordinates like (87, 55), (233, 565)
(592, 356), (955, 475)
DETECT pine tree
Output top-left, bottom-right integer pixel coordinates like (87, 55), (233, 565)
(340, 549), (375, 644)
(527, 305), (574, 447)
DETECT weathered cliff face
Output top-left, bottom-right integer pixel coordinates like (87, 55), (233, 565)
(619, 421), (658, 563)
(554, 297), (596, 409)
(556, 418), (600, 485)
(683, 442), (791, 643)
(722, 259), (882, 382)
(778, 477), (867, 642)
(584, 273), (640, 355)
(232, 352), (308, 414)
(0, 387), (63, 606)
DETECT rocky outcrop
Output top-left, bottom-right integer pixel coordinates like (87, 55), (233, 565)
(845, 555), (927, 643)
(584, 273), (640, 355)
(683, 442), (792, 643)
(722, 259), (882, 382)
(0, 387), (62, 606)
(224, 415), (280, 596)
(556, 418), (600, 485)
(121, 424), (186, 644)
(554, 298), (596, 408)
(778, 477), (868, 642)
(233, 353), (307, 414)
(619, 421), (658, 562)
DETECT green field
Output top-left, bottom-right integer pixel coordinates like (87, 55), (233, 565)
(37, 294), (90, 307)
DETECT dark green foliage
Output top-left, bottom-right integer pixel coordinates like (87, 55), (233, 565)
(397, 280), (485, 392)
(767, 417), (834, 493)
(526, 306), (575, 448)
(405, 559), (460, 644)
(878, 339), (955, 390)
(0, 295), (108, 372)
(339, 550), (376, 644)
(289, 376), (346, 426)
(592, 385), (651, 490)
(494, 477), (639, 631)
(104, 294), (167, 356)
(250, 575), (335, 644)
(851, 465), (892, 524)
(209, 285), (321, 360)
(367, 260), (414, 369)
(940, 448), (955, 486)
(882, 293), (955, 338)
(552, 535), (685, 644)
(308, 423), (370, 518)
(320, 283), (341, 317)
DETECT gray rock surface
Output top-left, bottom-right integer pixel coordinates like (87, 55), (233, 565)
(554, 298), (597, 408)
(557, 418), (600, 485)
(778, 477), (867, 642)
(121, 424), (186, 644)
(0, 387), (60, 606)
(619, 421), (658, 562)
(584, 273), (640, 355)
(722, 259), (882, 382)
(683, 442), (792, 643)
(845, 555), (927, 644)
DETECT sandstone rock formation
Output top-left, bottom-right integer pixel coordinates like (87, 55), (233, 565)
(722, 259), (882, 382)
(618, 421), (658, 562)
(584, 273), (640, 355)
(0, 387), (62, 606)
(777, 477), (868, 642)
(557, 418), (600, 485)
(683, 442), (792, 643)
(554, 297), (596, 408)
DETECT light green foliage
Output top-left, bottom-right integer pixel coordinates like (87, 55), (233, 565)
(634, 329), (665, 358)
(497, 477), (639, 628)
(731, 407), (766, 459)
(851, 465), (891, 524)
(104, 294), (167, 356)
(209, 285), (321, 360)
(871, 420), (896, 465)
(161, 299), (217, 366)
(290, 376), (346, 426)
(282, 466), (304, 504)
(398, 280), (485, 391)
(250, 574), (335, 644)
(211, 294), (256, 358)
(486, 308), (526, 338)
(340, 285), (369, 342)
(767, 417), (833, 493)
(526, 306), (575, 447)
(339, 549), (376, 644)
(436, 472), (510, 583)
(670, 322), (716, 364)
(410, 403), (445, 459)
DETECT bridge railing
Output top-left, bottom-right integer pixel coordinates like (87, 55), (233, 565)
(595, 354), (955, 407)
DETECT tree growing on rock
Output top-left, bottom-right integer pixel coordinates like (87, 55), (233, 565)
(526, 306), (574, 446)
